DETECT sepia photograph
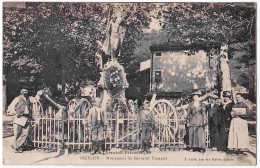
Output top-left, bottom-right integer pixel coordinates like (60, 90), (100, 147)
(2, 2), (256, 165)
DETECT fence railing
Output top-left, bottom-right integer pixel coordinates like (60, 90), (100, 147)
(30, 100), (211, 152)
(29, 108), (63, 152)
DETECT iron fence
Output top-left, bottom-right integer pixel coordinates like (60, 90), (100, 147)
(29, 100), (211, 152)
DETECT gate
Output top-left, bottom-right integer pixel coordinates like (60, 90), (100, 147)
(30, 101), (64, 151)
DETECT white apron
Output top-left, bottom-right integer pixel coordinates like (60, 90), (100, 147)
(228, 118), (249, 150)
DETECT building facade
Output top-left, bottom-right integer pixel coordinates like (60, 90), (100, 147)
(149, 43), (220, 96)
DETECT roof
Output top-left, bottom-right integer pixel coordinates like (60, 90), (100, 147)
(150, 42), (220, 52)
(139, 59), (151, 71)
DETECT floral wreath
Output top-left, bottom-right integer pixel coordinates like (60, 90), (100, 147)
(98, 60), (129, 95)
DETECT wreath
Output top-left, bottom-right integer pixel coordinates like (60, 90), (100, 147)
(99, 60), (128, 96)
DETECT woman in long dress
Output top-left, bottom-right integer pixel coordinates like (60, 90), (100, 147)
(228, 93), (250, 154)
(186, 90), (207, 153)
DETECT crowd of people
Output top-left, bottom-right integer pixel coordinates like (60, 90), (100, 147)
(7, 85), (251, 155)
(184, 89), (250, 155)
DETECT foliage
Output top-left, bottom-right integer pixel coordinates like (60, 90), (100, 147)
(3, 2), (256, 103)
(160, 3), (255, 45)
(3, 2), (155, 102)
(3, 3), (105, 93)
(113, 3), (155, 73)
(135, 3), (256, 89)
(228, 40), (256, 88)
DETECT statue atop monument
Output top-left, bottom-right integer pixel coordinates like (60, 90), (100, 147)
(102, 10), (125, 59)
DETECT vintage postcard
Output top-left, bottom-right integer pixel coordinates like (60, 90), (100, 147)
(2, 2), (256, 165)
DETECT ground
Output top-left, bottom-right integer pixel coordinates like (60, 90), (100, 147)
(2, 118), (256, 166)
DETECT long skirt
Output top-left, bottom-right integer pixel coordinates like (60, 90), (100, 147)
(189, 126), (206, 148)
(228, 118), (249, 150)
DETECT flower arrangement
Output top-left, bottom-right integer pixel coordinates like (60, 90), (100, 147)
(99, 60), (128, 96)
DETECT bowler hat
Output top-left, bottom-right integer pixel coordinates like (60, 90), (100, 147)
(223, 91), (232, 97)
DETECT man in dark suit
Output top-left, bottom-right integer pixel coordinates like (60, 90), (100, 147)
(219, 91), (234, 152)
(206, 94), (222, 150)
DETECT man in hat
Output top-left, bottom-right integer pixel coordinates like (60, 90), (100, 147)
(219, 91), (234, 152)
(139, 99), (155, 154)
(11, 86), (43, 153)
(7, 86), (42, 116)
(205, 94), (222, 151)
(88, 97), (108, 155)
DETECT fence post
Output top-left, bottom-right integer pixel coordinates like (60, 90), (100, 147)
(116, 108), (119, 148)
(61, 108), (65, 149)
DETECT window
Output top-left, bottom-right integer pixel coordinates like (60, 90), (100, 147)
(154, 71), (162, 83)
(155, 52), (162, 57)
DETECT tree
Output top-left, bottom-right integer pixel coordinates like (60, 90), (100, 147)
(3, 2), (155, 103)
(159, 3), (255, 45)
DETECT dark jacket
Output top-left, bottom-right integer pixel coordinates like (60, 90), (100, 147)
(206, 103), (222, 126)
(220, 101), (234, 128)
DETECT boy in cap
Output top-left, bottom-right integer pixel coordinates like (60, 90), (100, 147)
(139, 99), (155, 154)
(88, 97), (108, 155)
